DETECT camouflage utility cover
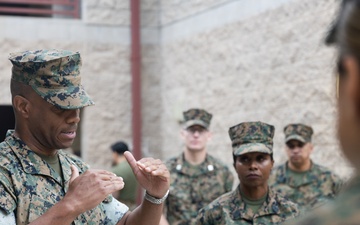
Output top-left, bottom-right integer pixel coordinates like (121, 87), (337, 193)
(0, 130), (127, 225)
(284, 175), (360, 225)
(183, 108), (212, 129)
(9, 49), (94, 109)
(165, 154), (234, 225)
(268, 162), (343, 211)
(228, 121), (275, 156)
(196, 185), (300, 225)
(284, 124), (313, 143)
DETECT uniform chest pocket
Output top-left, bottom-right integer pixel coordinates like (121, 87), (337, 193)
(28, 194), (57, 223)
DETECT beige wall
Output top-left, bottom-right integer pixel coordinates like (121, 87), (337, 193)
(153, 0), (352, 179)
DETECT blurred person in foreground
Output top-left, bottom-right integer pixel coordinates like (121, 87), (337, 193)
(111, 141), (138, 210)
(285, 0), (360, 224)
(269, 123), (343, 210)
(0, 49), (170, 225)
(196, 121), (300, 224)
(161, 108), (234, 225)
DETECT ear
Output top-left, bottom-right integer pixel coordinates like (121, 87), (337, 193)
(13, 95), (30, 119)
(180, 129), (186, 140)
(343, 56), (360, 117)
(206, 131), (213, 141)
(309, 143), (314, 153)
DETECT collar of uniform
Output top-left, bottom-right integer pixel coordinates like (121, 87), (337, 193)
(230, 186), (280, 220)
(279, 161), (317, 187)
(5, 130), (63, 185)
(173, 153), (215, 177)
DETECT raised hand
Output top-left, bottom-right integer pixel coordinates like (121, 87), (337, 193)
(124, 151), (170, 198)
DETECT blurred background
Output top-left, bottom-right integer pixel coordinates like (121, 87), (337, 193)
(0, 0), (351, 182)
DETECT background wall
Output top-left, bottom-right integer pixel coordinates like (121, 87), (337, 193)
(0, 0), (352, 181)
(151, 0), (352, 180)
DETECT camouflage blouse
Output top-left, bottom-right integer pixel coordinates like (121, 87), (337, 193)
(165, 153), (234, 225)
(268, 161), (343, 210)
(0, 130), (128, 225)
(196, 186), (300, 225)
(284, 175), (360, 225)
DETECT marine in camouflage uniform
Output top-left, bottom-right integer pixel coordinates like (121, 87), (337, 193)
(196, 121), (300, 225)
(268, 124), (343, 210)
(0, 49), (128, 225)
(0, 49), (171, 225)
(164, 109), (234, 225)
(284, 1), (360, 224)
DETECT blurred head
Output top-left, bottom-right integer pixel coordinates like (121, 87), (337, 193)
(111, 141), (129, 166)
(229, 121), (275, 188)
(283, 124), (314, 170)
(181, 125), (212, 152)
(181, 108), (213, 152)
(326, 0), (360, 171)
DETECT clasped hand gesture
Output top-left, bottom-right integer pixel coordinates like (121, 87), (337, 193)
(65, 151), (170, 216)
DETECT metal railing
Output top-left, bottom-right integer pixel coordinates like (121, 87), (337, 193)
(0, 0), (80, 19)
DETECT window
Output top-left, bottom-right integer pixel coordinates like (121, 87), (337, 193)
(0, 0), (80, 19)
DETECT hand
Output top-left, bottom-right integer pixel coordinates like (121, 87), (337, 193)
(124, 151), (170, 198)
(63, 165), (125, 214)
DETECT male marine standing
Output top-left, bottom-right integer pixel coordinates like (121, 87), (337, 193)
(268, 123), (342, 210)
(161, 108), (234, 225)
(0, 49), (170, 225)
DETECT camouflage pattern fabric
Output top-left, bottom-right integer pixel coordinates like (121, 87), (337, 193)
(268, 162), (343, 211)
(183, 108), (212, 129)
(228, 121), (275, 156)
(196, 185), (300, 225)
(165, 153), (234, 225)
(9, 49), (94, 110)
(283, 124), (313, 143)
(0, 130), (127, 225)
(284, 175), (360, 225)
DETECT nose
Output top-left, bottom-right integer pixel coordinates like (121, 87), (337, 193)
(249, 160), (258, 170)
(66, 109), (80, 124)
(292, 146), (301, 153)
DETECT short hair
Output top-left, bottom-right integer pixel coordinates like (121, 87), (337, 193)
(111, 141), (129, 155)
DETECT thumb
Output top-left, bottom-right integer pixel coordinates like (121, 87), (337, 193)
(70, 164), (80, 183)
(124, 151), (139, 174)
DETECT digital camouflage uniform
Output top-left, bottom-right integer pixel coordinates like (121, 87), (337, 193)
(0, 49), (128, 224)
(196, 122), (300, 225)
(165, 154), (234, 225)
(0, 131), (128, 225)
(196, 186), (300, 225)
(268, 162), (343, 210)
(165, 108), (234, 225)
(284, 175), (360, 225)
(269, 124), (343, 210)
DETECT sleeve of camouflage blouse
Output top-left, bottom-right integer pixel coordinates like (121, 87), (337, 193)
(0, 167), (16, 214)
(195, 206), (214, 225)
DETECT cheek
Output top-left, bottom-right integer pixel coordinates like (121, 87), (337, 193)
(234, 163), (245, 175)
(261, 162), (272, 176)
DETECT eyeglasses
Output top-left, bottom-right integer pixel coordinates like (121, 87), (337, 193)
(186, 127), (207, 134)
